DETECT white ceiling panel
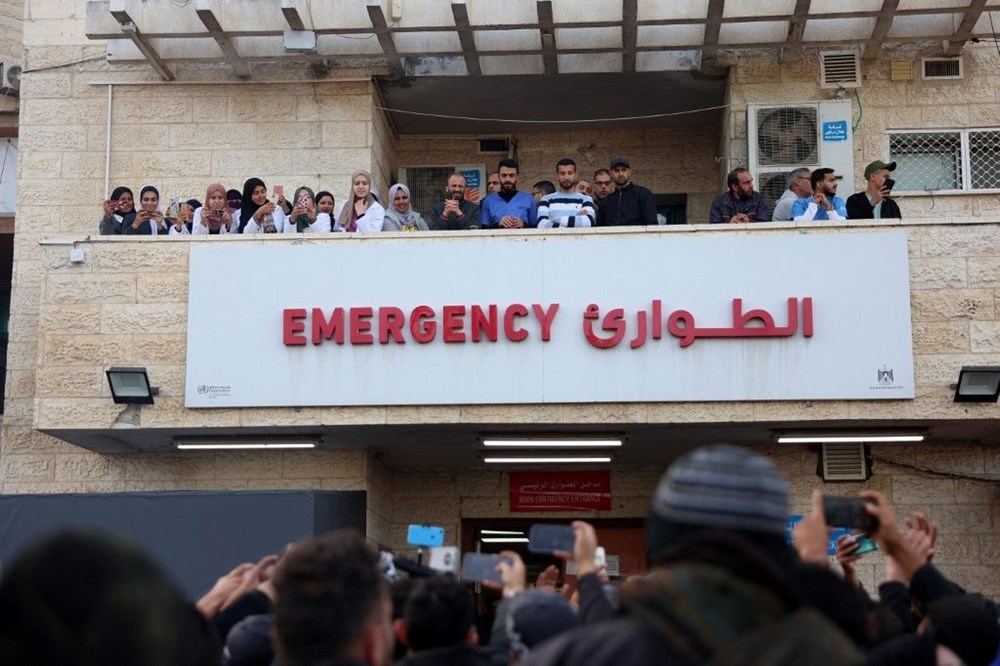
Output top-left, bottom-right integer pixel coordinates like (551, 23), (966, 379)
(898, 0), (970, 9)
(466, 0), (538, 26)
(317, 33), (385, 55)
(636, 50), (702, 72)
(394, 30), (463, 54)
(552, 0), (622, 23)
(887, 14), (961, 39)
(554, 26), (622, 50)
(719, 21), (790, 45)
(637, 0), (710, 21)
(809, 0), (882, 13)
(724, 0), (797, 19)
(391, 0), (457, 28)
(637, 25), (705, 48)
(479, 54), (545, 75)
(474, 28), (541, 52)
(557, 52), (623, 74)
(802, 17), (876, 41)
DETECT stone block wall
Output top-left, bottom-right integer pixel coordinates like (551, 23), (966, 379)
(726, 46), (1000, 218)
(395, 127), (722, 223)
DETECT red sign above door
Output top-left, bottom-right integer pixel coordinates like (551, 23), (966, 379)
(510, 471), (612, 512)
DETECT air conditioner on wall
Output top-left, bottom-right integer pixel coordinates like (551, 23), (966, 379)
(0, 61), (20, 93)
(747, 101), (855, 208)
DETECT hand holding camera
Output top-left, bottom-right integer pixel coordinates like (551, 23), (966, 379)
(103, 199), (117, 217)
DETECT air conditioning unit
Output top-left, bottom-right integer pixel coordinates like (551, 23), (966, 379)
(478, 136), (511, 154)
(820, 443), (870, 481)
(820, 50), (861, 89)
(921, 56), (963, 80)
(747, 101), (855, 194)
(0, 61), (20, 93)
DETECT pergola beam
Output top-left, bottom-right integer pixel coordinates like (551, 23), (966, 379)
(366, 0), (403, 75)
(782, 0), (811, 62)
(451, 0), (481, 76)
(864, 0), (900, 59)
(702, 0), (725, 64)
(945, 0), (989, 55)
(108, 1), (174, 81)
(622, 0), (637, 72)
(281, 0), (306, 31)
(195, 2), (251, 80)
(537, 0), (557, 74)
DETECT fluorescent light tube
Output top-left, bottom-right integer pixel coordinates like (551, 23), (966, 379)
(482, 439), (622, 448)
(479, 537), (530, 543)
(777, 434), (924, 444)
(480, 530), (525, 535)
(483, 456), (612, 464)
(175, 439), (317, 450)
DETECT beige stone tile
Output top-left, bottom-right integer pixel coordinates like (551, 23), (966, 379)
(914, 445), (985, 475)
(136, 274), (188, 303)
(891, 475), (955, 504)
(918, 226), (1000, 257)
(42, 333), (131, 365)
(392, 470), (458, 496)
(54, 453), (128, 482)
(281, 450), (367, 479)
(980, 535), (1000, 564)
(394, 496), (463, 523)
(102, 303), (187, 334)
(1, 454), (56, 482)
(34, 366), (105, 397)
(213, 451), (284, 480)
(911, 289), (994, 321)
(125, 453), (217, 481)
(930, 504), (994, 535)
(912, 321), (970, 354)
(36, 398), (124, 429)
(320, 121), (370, 147)
(955, 479), (1000, 503)
(910, 258), (967, 289)
(93, 244), (188, 274)
(0, 428), (78, 455)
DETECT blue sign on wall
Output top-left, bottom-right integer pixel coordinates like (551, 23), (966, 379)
(822, 120), (849, 142)
(460, 169), (481, 190)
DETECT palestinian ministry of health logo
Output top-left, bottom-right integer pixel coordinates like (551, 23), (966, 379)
(870, 365), (902, 391)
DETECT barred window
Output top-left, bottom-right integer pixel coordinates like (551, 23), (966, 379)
(888, 128), (1000, 193)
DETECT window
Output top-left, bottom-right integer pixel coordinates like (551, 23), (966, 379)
(888, 128), (1000, 193)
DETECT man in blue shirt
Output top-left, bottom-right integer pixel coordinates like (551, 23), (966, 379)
(480, 158), (537, 229)
(791, 168), (847, 221)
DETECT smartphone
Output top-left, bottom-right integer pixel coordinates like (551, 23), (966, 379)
(460, 552), (510, 585)
(165, 197), (180, 219)
(407, 524), (445, 548)
(884, 178), (895, 192)
(528, 524), (575, 555)
(853, 535), (879, 556)
(428, 546), (460, 574)
(297, 192), (310, 209)
(823, 496), (878, 531)
(273, 184), (284, 198)
(594, 546), (606, 569)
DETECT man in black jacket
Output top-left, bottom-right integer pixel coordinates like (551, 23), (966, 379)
(595, 156), (658, 226)
(847, 160), (902, 219)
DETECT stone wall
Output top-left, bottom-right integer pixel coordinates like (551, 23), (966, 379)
(726, 46), (1000, 218)
(395, 127), (722, 223)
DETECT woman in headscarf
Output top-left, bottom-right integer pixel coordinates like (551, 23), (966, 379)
(315, 191), (335, 217)
(333, 170), (385, 233)
(192, 183), (238, 234)
(382, 184), (428, 232)
(99, 186), (135, 235)
(240, 177), (287, 234)
(123, 185), (169, 235)
(284, 186), (331, 233)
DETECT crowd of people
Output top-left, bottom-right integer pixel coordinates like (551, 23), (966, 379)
(97, 154), (902, 237)
(0, 444), (995, 665)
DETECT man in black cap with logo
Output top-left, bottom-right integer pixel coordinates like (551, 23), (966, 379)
(847, 160), (901, 219)
(595, 156), (658, 226)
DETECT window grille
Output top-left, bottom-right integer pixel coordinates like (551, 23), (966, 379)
(888, 131), (962, 192)
(969, 130), (1000, 190)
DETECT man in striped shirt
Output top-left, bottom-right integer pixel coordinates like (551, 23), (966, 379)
(536, 158), (597, 229)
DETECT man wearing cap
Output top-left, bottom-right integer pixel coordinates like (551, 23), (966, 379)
(595, 156), (658, 226)
(847, 160), (901, 220)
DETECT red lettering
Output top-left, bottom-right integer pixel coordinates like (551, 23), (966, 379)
(283, 308), (307, 346)
(349, 307), (374, 345)
(504, 303), (529, 342)
(410, 305), (436, 344)
(312, 307), (344, 345)
(442, 305), (466, 343)
(470, 304), (498, 342)
(651, 299), (662, 340)
(378, 306), (406, 344)
(532, 303), (559, 341)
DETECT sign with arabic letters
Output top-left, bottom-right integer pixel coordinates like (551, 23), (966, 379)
(186, 231), (914, 407)
(510, 471), (612, 512)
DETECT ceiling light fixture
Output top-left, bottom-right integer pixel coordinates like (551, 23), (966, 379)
(479, 537), (530, 543)
(174, 438), (318, 450)
(480, 530), (525, 536)
(776, 434), (924, 444)
(483, 456), (612, 464)
(482, 439), (622, 448)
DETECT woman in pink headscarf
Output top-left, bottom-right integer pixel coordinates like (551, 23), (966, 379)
(192, 183), (238, 235)
(332, 170), (385, 233)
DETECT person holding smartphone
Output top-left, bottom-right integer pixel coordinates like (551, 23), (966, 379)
(193, 183), (238, 235)
(847, 160), (902, 220)
(239, 178), (286, 234)
(99, 185), (135, 235)
(285, 186), (331, 233)
(123, 184), (170, 235)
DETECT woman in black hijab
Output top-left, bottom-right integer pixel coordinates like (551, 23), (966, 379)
(99, 186), (136, 235)
(239, 177), (289, 233)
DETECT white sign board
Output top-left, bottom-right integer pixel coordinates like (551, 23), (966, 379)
(186, 232), (914, 407)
